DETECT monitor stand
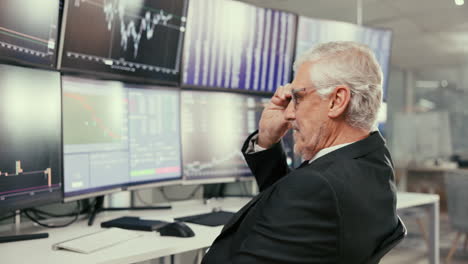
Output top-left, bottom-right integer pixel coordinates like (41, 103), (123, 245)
(87, 196), (172, 226)
(0, 210), (49, 243)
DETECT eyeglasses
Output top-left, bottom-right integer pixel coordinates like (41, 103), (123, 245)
(290, 87), (313, 110)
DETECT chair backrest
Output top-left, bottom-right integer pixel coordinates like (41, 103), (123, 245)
(445, 171), (468, 232)
(363, 216), (407, 264)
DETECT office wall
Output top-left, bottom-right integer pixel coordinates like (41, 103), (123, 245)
(413, 67), (468, 156)
(415, 66), (468, 92)
(385, 66), (407, 154)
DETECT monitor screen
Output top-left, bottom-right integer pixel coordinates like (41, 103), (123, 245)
(182, 0), (297, 93)
(58, 0), (188, 84)
(0, 0), (60, 68)
(181, 90), (296, 181)
(295, 17), (392, 100)
(62, 77), (181, 200)
(0, 64), (62, 213)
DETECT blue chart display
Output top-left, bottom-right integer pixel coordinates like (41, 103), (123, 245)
(59, 0), (188, 84)
(0, 0), (60, 68)
(62, 77), (181, 200)
(182, 0), (297, 93)
(295, 17), (392, 99)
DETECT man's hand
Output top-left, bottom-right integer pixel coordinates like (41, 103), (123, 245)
(257, 84), (293, 149)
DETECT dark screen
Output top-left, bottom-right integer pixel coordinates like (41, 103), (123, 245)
(59, 0), (188, 84)
(0, 0), (60, 68)
(0, 64), (62, 213)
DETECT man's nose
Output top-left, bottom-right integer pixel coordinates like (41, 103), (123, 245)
(284, 101), (295, 121)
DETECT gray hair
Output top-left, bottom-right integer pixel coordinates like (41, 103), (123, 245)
(294, 41), (383, 131)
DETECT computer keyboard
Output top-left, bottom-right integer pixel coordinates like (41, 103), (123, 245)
(175, 211), (235, 227)
(52, 228), (142, 254)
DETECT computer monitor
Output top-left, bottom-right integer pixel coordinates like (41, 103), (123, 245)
(182, 0), (297, 93)
(0, 0), (60, 68)
(62, 76), (182, 201)
(0, 64), (62, 213)
(58, 0), (188, 85)
(295, 16), (392, 100)
(181, 90), (296, 183)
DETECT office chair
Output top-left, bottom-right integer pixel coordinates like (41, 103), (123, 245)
(444, 172), (468, 264)
(363, 216), (407, 264)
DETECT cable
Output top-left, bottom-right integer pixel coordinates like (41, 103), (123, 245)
(30, 210), (48, 220)
(159, 185), (202, 202)
(26, 200), (92, 219)
(0, 213), (16, 222)
(23, 202), (81, 228)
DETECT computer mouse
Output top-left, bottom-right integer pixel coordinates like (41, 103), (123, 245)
(158, 222), (195, 238)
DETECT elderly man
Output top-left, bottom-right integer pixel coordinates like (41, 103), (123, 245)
(202, 41), (399, 264)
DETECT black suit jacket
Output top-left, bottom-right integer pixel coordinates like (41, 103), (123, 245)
(202, 131), (398, 264)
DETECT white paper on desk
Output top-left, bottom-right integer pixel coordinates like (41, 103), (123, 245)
(52, 228), (143, 254)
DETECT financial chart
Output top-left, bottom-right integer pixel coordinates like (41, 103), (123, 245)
(0, 65), (62, 212)
(59, 0), (188, 84)
(0, 0), (59, 67)
(295, 17), (392, 100)
(62, 77), (181, 199)
(182, 0), (297, 92)
(182, 91), (293, 180)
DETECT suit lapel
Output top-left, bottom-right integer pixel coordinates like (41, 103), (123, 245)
(221, 191), (265, 234)
(217, 132), (386, 239)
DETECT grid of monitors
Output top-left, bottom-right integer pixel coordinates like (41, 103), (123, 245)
(295, 17), (392, 100)
(62, 77), (182, 200)
(0, 64), (62, 213)
(0, 0), (60, 68)
(181, 90), (296, 181)
(182, 0), (297, 93)
(58, 0), (188, 84)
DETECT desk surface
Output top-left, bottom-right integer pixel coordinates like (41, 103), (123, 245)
(0, 198), (250, 264)
(0, 192), (439, 264)
(397, 192), (439, 209)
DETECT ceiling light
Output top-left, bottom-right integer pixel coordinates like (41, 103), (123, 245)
(455, 0), (464, 6)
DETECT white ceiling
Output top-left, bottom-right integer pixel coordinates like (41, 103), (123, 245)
(239, 0), (468, 71)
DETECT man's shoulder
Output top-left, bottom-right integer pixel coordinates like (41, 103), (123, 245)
(294, 154), (394, 194)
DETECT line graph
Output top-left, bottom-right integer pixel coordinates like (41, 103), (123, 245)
(0, 161), (52, 185)
(184, 151), (251, 178)
(0, 0), (59, 66)
(76, 0), (178, 58)
(62, 0), (187, 81)
(63, 92), (126, 144)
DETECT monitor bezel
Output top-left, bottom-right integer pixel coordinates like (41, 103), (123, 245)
(179, 2), (298, 94)
(57, 0), (187, 87)
(0, 64), (63, 213)
(61, 76), (184, 202)
(180, 89), (274, 184)
(0, 0), (61, 70)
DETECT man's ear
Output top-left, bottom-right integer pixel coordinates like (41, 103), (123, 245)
(328, 86), (351, 119)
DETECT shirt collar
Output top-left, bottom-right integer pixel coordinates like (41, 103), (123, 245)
(309, 142), (355, 164)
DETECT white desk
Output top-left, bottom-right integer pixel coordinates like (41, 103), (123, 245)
(397, 192), (440, 264)
(0, 193), (440, 264)
(0, 198), (249, 264)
